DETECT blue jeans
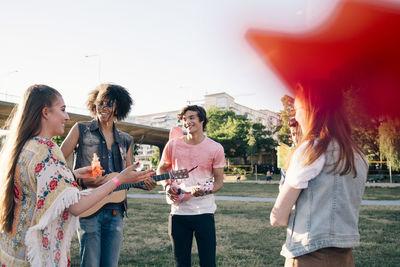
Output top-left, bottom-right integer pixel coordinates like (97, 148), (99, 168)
(79, 206), (124, 267)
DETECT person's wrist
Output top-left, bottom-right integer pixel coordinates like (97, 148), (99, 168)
(112, 177), (120, 188)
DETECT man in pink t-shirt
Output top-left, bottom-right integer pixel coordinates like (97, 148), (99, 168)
(157, 105), (225, 267)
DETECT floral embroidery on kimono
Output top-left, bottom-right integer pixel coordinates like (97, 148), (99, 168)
(0, 137), (86, 267)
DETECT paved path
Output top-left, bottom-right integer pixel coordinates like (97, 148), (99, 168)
(225, 180), (400, 188)
(127, 194), (400, 206)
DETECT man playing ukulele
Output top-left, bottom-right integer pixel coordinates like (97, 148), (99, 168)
(61, 84), (156, 267)
(157, 105), (225, 267)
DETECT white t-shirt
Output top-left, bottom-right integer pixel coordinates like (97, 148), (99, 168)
(285, 141), (326, 189)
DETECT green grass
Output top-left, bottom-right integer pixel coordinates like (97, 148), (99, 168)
(362, 187), (400, 200)
(69, 198), (400, 267)
(131, 182), (400, 200)
(69, 183), (399, 266)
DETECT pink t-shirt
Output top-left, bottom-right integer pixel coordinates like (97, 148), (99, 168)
(162, 136), (226, 215)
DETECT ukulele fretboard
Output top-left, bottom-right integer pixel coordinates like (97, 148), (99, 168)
(114, 173), (170, 191)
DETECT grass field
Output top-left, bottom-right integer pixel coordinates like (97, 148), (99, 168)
(131, 182), (400, 200)
(69, 200), (400, 266)
(69, 184), (400, 266)
(231, 173), (400, 184)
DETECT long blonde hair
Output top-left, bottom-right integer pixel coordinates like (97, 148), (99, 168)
(293, 84), (365, 177)
(0, 85), (60, 233)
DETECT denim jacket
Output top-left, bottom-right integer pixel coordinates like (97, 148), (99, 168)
(75, 120), (132, 173)
(281, 144), (368, 258)
(74, 120), (133, 212)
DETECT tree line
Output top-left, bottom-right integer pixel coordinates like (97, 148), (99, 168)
(278, 90), (400, 171)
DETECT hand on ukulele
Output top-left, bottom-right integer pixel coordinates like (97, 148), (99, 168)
(142, 177), (157, 191)
(166, 184), (180, 202)
(191, 183), (206, 197)
(191, 182), (213, 197)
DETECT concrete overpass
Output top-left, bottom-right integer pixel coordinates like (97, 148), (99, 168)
(0, 100), (170, 149)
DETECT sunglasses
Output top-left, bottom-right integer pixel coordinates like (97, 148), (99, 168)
(97, 99), (114, 109)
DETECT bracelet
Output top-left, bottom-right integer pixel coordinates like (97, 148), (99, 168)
(112, 177), (120, 188)
(205, 190), (213, 195)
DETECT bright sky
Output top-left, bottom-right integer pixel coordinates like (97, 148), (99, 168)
(0, 0), (342, 116)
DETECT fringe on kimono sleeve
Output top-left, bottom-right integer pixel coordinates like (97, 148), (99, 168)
(25, 187), (89, 266)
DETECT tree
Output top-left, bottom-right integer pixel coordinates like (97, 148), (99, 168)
(246, 127), (257, 164)
(149, 146), (160, 168)
(278, 95), (295, 145)
(207, 108), (276, 163)
(208, 115), (250, 160)
(379, 117), (400, 171)
(344, 88), (380, 160)
(52, 136), (66, 146)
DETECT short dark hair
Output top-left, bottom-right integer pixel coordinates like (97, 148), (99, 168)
(177, 105), (208, 131)
(86, 83), (133, 121)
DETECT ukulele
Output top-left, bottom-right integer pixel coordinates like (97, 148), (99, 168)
(166, 180), (214, 205)
(80, 169), (188, 217)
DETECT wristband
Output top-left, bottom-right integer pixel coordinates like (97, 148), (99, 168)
(112, 177), (120, 188)
(205, 190), (213, 195)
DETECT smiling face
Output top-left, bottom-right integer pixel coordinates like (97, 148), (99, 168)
(96, 97), (115, 123)
(181, 110), (204, 134)
(47, 95), (69, 136)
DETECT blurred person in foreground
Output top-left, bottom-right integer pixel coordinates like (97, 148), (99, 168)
(157, 105), (225, 267)
(61, 83), (156, 267)
(0, 85), (153, 266)
(270, 85), (368, 267)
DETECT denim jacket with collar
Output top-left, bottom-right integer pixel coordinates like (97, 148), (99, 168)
(281, 143), (368, 258)
(74, 119), (132, 173)
(74, 120), (133, 213)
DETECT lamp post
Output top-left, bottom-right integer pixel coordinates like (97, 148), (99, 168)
(85, 54), (101, 83)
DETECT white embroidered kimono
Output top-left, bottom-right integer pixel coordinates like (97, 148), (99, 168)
(0, 137), (85, 267)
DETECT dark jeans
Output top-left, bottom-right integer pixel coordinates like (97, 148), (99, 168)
(169, 214), (216, 267)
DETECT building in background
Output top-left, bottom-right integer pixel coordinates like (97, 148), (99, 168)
(129, 92), (280, 167)
(131, 110), (180, 130)
(134, 144), (155, 170)
(203, 92), (280, 132)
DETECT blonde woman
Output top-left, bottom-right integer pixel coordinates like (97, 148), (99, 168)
(0, 85), (153, 266)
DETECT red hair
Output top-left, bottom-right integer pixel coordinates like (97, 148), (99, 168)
(293, 84), (365, 177)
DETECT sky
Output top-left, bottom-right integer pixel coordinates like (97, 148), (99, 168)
(0, 0), (343, 116)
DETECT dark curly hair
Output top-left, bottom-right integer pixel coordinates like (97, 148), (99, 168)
(177, 105), (208, 131)
(86, 83), (133, 121)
